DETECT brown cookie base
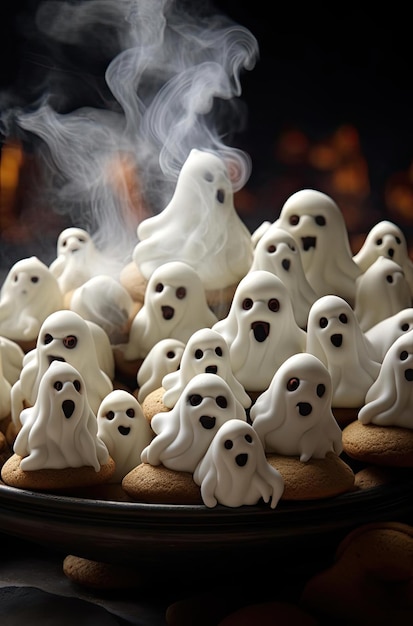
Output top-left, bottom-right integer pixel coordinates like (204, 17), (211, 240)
(63, 554), (143, 589)
(342, 420), (413, 467)
(1, 454), (116, 491)
(267, 452), (355, 500)
(141, 386), (170, 422)
(122, 462), (203, 504)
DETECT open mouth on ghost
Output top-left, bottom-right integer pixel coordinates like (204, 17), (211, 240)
(301, 236), (316, 251)
(251, 321), (270, 342)
(235, 453), (248, 467)
(62, 399), (75, 419)
(48, 356), (65, 365)
(205, 365), (218, 374)
(118, 426), (131, 436)
(330, 333), (343, 347)
(162, 306), (175, 320)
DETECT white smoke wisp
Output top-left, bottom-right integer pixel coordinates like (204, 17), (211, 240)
(2, 0), (259, 275)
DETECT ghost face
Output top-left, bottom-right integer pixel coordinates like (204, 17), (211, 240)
(56, 227), (93, 257)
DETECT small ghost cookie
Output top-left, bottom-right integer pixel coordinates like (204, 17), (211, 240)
(136, 338), (185, 404)
(122, 462), (202, 504)
(2, 361), (115, 490)
(193, 419), (284, 508)
(300, 521), (413, 625)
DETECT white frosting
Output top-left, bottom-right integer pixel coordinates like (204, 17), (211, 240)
(70, 275), (135, 344)
(162, 328), (251, 409)
(97, 389), (154, 482)
(140, 372), (247, 473)
(49, 227), (107, 294)
(11, 310), (113, 427)
(306, 295), (381, 408)
(120, 261), (218, 360)
(249, 224), (317, 328)
(86, 321), (115, 381)
(354, 257), (411, 332)
(276, 189), (361, 306)
(358, 329), (413, 429)
(0, 256), (64, 342)
(0, 337), (24, 386)
(137, 338), (185, 404)
(133, 149), (253, 291)
(14, 360), (109, 471)
(213, 270), (307, 391)
(193, 419), (284, 508)
(353, 219), (413, 299)
(365, 308), (413, 361)
(250, 353), (343, 461)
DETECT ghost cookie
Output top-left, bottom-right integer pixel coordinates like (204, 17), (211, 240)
(2, 361), (115, 490)
(136, 338), (185, 404)
(193, 419), (284, 508)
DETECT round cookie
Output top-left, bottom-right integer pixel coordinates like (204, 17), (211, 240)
(342, 421), (413, 467)
(63, 554), (143, 589)
(0, 431), (12, 469)
(300, 521), (413, 625)
(140, 386), (170, 423)
(122, 462), (202, 504)
(1, 453), (116, 491)
(354, 465), (401, 490)
(267, 452), (355, 500)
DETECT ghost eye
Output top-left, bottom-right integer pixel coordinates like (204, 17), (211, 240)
(315, 215), (326, 226)
(13, 274), (18, 282)
(166, 350), (176, 358)
(319, 317), (328, 329)
(267, 244), (276, 253)
(244, 434), (252, 443)
(31, 276), (39, 283)
(287, 377), (300, 391)
(63, 335), (77, 349)
(44, 333), (53, 344)
(289, 215), (299, 226)
(176, 286), (186, 299)
(54, 381), (63, 391)
(216, 395), (227, 408)
(73, 379), (81, 392)
(126, 408), (135, 417)
(204, 171), (214, 182)
(386, 275), (394, 283)
(401, 323), (410, 331)
(268, 298), (280, 312)
(62, 240), (68, 247)
(376, 238), (382, 245)
(215, 346), (223, 357)
(155, 282), (164, 292)
(224, 439), (233, 450)
(288, 243), (296, 251)
(77, 236), (86, 243)
(317, 384), (326, 398)
(188, 393), (202, 406)
(195, 349), (203, 359)
(242, 298), (253, 310)
(400, 350), (409, 361)
(339, 313), (348, 324)
(216, 189), (225, 203)
(396, 236), (401, 245)
(106, 411), (115, 420)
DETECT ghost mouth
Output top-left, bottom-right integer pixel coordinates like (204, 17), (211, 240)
(281, 259), (290, 271)
(251, 321), (270, 342)
(235, 453), (248, 467)
(205, 365), (218, 374)
(297, 402), (312, 416)
(162, 306), (175, 320)
(330, 334), (343, 348)
(48, 356), (65, 365)
(118, 425), (131, 436)
(301, 236), (316, 251)
(199, 415), (216, 429)
(62, 399), (75, 419)
(404, 369), (413, 382)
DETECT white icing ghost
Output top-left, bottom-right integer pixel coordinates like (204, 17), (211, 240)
(354, 257), (411, 332)
(70, 274), (135, 344)
(358, 329), (413, 429)
(97, 389), (154, 482)
(213, 270), (307, 391)
(276, 189), (361, 306)
(250, 352), (343, 461)
(193, 419), (284, 508)
(365, 308), (413, 361)
(162, 328), (251, 409)
(249, 224), (317, 328)
(120, 261), (218, 361)
(11, 310), (113, 428)
(140, 373), (247, 473)
(0, 256), (64, 342)
(306, 295), (381, 408)
(86, 321), (115, 381)
(137, 338), (185, 404)
(133, 149), (253, 291)
(14, 360), (109, 471)
(353, 219), (413, 300)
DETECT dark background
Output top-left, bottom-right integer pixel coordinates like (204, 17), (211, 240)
(1, 1), (413, 243)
